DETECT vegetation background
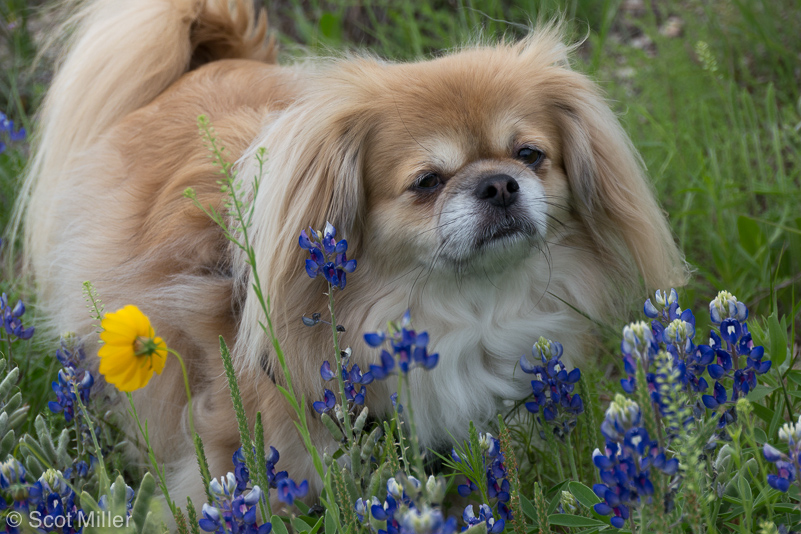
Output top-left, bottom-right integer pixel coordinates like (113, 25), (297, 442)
(0, 0), (800, 532)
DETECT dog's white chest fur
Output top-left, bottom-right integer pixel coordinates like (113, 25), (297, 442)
(361, 252), (593, 447)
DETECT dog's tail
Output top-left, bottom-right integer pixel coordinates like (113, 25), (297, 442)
(11, 0), (274, 266)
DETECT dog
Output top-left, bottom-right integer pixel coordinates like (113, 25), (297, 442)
(17, 0), (685, 507)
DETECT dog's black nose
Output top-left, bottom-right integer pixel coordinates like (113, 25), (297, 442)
(475, 174), (519, 207)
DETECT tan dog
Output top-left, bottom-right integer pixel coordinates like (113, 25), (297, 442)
(17, 0), (685, 507)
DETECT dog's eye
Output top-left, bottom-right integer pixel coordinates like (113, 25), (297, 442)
(516, 146), (545, 167)
(413, 173), (442, 191)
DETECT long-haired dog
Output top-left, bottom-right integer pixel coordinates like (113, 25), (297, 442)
(17, 0), (685, 507)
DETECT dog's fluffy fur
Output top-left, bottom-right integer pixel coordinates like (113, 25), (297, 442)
(18, 0), (685, 507)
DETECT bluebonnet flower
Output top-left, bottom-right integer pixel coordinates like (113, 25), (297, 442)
(626, 289), (771, 435)
(463, 504), (504, 533)
(62, 459), (92, 481)
(199, 482), (272, 534)
(48, 334), (96, 424)
(356, 476), (461, 534)
(398, 506), (457, 534)
(0, 112), (26, 155)
(364, 310), (439, 380)
(98, 481), (135, 515)
(299, 223), (356, 290)
(694, 291), (771, 429)
(27, 469), (85, 534)
(231, 445), (291, 500)
(314, 349), (374, 414)
(0, 294), (34, 341)
(592, 395), (678, 529)
(48, 366), (94, 423)
(200, 445), (303, 533)
(763, 416), (801, 493)
(275, 478), (309, 506)
(0, 458), (29, 515)
(313, 389), (336, 414)
(520, 337), (583, 437)
(452, 433), (512, 524)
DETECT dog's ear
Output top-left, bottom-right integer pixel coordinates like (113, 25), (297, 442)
(553, 85), (687, 289)
(234, 77), (374, 349)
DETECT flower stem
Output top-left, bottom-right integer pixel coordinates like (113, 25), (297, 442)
(403, 374), (426, 480)
(73, 384), (110, 495)
(327, 286), (353, 443)
(394, 372), (411, 474)
(126, 392), (178, 517)
(168, 348), (195, 439)
(542, 424), (565, 481)
(565, 432), (580, 481)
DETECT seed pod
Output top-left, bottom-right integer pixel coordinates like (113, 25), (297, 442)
(321, 413), (344, 442)
(354, 406), (369, 435)
(361, 427), (382, 462)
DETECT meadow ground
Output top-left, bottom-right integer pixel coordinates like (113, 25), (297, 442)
(0, 1), (800, 533)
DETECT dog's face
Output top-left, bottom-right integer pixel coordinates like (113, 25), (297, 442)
(361, 56), (573, 277)
(241, 29), (686, 392)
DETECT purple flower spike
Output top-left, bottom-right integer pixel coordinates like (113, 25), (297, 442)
(298, 223), (356, 289)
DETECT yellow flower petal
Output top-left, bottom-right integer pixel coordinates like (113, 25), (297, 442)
(98, 304), (167, 393)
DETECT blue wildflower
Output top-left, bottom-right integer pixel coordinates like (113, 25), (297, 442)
(299, 223), (356, 290)
(313, 389), (336, 414)
(452, 433), (512, 525)
(98, 481), (135, 514)
(521, 337), (583, 438)
(275, 478), (309, 506)
(364, 310), (439, 380)
(463, 504), (504, 533)
(592, 395), (678, 529)
(27, 469), (85, 534)
(315, 349), (374, 415)
(199, 482), (272, 534)
(47, 335), (96, 424)
(48, 366), (94, 423)
(0, 112), (26, 155)
(0, 294), (34, 341)
(398, 506), (457, 534)
(763, 416), (801, 493)
(709, 291), (748, 325)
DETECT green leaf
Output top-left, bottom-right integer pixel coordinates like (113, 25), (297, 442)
(787, 370), (801, 388)
(291, 516), (320, 533)
(324, 510), (337, 534)
(270, 515), (289, 534)
(737, 472), (753, 505)
(318, 12), (343, 42)
(737, 215), (764, 256)
(753, 426), (768, 443)
(548, 514), (608, 527)
(519, 493), (538, 522)
(767, 313), (789, 367)
(746, 384), (775, 403)
(569, 481), (602, 508)
(132, 472), (156, 534)
(751, 402), (775, 425)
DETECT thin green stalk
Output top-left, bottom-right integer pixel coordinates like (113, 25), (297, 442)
(167, 348), (195, 438)
(564, 433), (580, 482)
(127, 393), (178, 517)
(543, 425), (565, 481)
(73, 384), (109, 494)
(328, 287), (353, 442)
(402, 374), (425, 479)
(394, 371), (410, 474)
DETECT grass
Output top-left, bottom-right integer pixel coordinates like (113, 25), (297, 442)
(1, 1), (801, 533)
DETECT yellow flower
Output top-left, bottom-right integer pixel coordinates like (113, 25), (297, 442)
(98, 305), (167, 392)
